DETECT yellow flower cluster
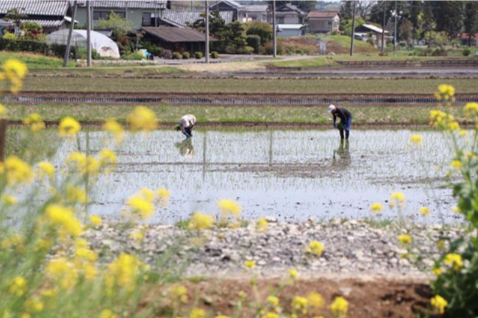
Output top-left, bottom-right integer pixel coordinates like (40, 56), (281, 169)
(291, 296), (308, 315)
(2, 59), (27, 93)
(170, 285), (188, 304)
(126, 192), (155, 220)
(419, 207), (430, 216)
(37, 162), (55, 181)
(99, 149), (118, 173)
(397, 234), (412, 248)
(434, 84), (455, 102)
(244, 260), (256, 270)
(9, 276), (27, 296)
(306, 241), (324, 257)
(65, 184), (89, 204)
(46, 258), (78, 289)
(429, 110), (460, 131)
(256, 217), (268, 232)
(103, 118), (124, 144)
(22, 113), (45, 132)
(67, 152), (100, 176)
(389, 192), (406, 209)
(430, 295), (448, 314)
(370, 203), (383, 213)
(106, 253), (145, 292)
(189, 212), (214, 230)
(189, 308), (206, 318)
(0, 104), (7, 119)
(409, 134), (423, 145)
(59, 117), (81, 137)
(45, 204), (83, 238)
(126, 106), (158, 132)
(330, 296), (348, 318)
(464, 102), (478, 118)
(88, 215), (102, 227)
(0, 156), (34, 186)
(444, 253), (463, 270)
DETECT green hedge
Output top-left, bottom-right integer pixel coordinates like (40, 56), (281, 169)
(0, 39), (77, 59)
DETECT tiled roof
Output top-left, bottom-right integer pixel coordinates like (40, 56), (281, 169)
(277, 3), (305, 15)
(0, 1), (69, 16)
(77, 1), (167, 9)
(143, 26), (215, 42)
(161, 9), (233, 28)
(307, 11), (339, 19)
(20, 19), (65, 27)
(242, 5), (268, 12)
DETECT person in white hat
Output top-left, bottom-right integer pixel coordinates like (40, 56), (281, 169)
(328, 104), (352, 140)
(176, 114), (196, 138)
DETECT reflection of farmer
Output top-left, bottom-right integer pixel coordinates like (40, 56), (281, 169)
(328, 105), (352, 140)
(175, 138), (195, 159)
(333, 140), (351, 167)
(176, 114), (196, 139)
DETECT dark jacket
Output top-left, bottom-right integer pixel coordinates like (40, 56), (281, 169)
(333, 107), (352, 126)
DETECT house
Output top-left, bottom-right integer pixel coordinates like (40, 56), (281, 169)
(76, 1), (168, 29)
(354, 24), (389, 47)
(159, 10), (233, 28)
(0, 0), (70, 34)
(277, 24), (304, 37)
(270, 3), (305, 25)
(142, 26), (215, 53)
(210, 0), (268, 23)
(459, 33), (478, 47)
(306, 11), (339, 34)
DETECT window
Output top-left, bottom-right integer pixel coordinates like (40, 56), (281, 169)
(277, 16), (284, 24)
(142, 12), (152, 26)
(328, 21), (332, 26)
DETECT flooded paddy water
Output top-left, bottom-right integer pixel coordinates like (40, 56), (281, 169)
(46, 128), (461, 224)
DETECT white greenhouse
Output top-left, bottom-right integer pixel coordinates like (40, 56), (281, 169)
(47, 29), (120, 58)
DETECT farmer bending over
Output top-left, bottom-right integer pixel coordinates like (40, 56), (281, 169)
(328, 105), (352, 140)
(176, 114), (196, 138)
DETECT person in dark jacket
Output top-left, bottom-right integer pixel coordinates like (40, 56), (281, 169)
(328, 104), (352, 140)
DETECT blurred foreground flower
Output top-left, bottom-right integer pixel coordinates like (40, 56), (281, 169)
(431, 295), (448, 314)
(330, 296), (348, 318)
(59, 117), (81, 137)
(444, 253), (463, 270)
(419, 207), (430, 216)
(244, 260), (256, 270)
(103, 118), (124, 144)
(23, 113), (45, 132)
(306, 241), (324, 257)
(189, 212), (214, 230)
(389, 192), (406, 209)
(410, 134), (423, 145)
(0, 156), (34, 185)
(127, 106), (158, 132)
(3, 59), (27, 93)
(397, 234), (412, 248)
(370, 203), (383, 213)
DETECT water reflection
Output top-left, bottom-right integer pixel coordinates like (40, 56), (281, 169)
(47, 129), (462, 224)
(332, 140), (351, 167)
(175, 139), (195, 159)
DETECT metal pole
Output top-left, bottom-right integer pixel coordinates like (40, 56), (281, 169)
(272, 1), (276, 57)
(381, 0), (385, 52)
(86, 0), (92, 66)
(350, 1), (356, 56)
(394, 0), (397, 56)
(205, 0), (209, 63)
(63, 0), (77, 67)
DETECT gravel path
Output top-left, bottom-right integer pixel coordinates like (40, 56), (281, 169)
(84, 218), (463, 280)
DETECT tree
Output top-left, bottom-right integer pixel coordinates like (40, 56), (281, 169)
(399, 19), (413, 45)
(421, 1), (436, 46)
(245, 21), (272, 45)
(96, 11), (134, 38)
(189, 9), (225, 35)
(434, 1), (464, 40)
(291, 1), (315, 13)
(464, 1), (478, 47)
(4, 8), (27, 28)
(21, 21), (43, 40)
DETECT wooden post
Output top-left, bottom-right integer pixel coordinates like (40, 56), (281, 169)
(350, 1), (356, 56)
(0, 120), (6, 162)
(63, 0), (77, 67)
(86, 0), (92, 67)
(205, 0), (210, 63)
(272, 1), (276, 57)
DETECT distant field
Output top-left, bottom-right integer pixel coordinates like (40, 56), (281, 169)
(21, 77), (478, 94)
(4, 103), (466, 125)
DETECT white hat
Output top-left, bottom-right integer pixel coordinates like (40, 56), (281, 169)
(328, 104), (336, 113)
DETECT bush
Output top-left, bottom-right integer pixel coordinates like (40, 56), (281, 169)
(0, 38), (77, 58)
(210, 51), (219, 59)
(431, 47), (447, 56)
(246, 35), (261, 53)
(182, 52), (190, 60)
(260, 41), (284, 55)
(2, 31), (15, 41)
(463, 48), (471, 57)
(77, 48), (101, 60)
(121, 52), (145, 60)
(194, 51), (203, 59)
(245, 21), (273, 45)
(161, 49), (172, 59)
(172, 52), (181, 60)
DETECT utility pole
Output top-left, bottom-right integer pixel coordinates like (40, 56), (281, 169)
(272, 1), (276, 57)
(63, 0), (77, 67)
(394, 0), (397, 56)
(381, 0), (386, 52)
(205, 0), (209, 63)
(86, 0), (92, 66)
(350, 1), (356, 56)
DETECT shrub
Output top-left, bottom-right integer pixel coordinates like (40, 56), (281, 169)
(246, 35), (261, 53)
(245, 21), (273, 45)
(172, 51), (181, 59)
(2, 32), (16, 41)
(161, 49), (172, 59)
(463, 48), (471, 56)
(431, 47), (447, 56)
(261, 41), (284, 55)
(121, 52), (145, 60)
(182, 52), (190, 60)
(194, 51), (203, 59)
(77, 48), (101, 60)
(210, 51), (219, 59)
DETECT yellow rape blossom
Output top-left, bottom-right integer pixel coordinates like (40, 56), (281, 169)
(9, 276), (27, 296)
(66, 184), (89, 204)
(436, 84), (455, 101)
(99, 149), (117, 172)
(156, 188), (171, 207)
(126, 106), (158, 132)
(45, 204), (83, 237)
(291, 296), (308, 315)
(171, 285), (188, 303)
(24, 299), (44, 313)
(262, 313), (279, 318)
(59, 117), (81, 137)
(189, 212), (214, 230)
(2, 195), (17, 205)
(288, 268), (298, 281)
(38, 162), (55, 180)
(103, 118), (124, 144)
(409, 134), (423, 145)
(3, 59), (27, 93)
(127, 193), (155, 219)
(218, 199), (242, 218)
(330, 296), (348, 318)
(451, 206), (461, 213)
(444, 253), (463, 270)
(256, 217), (268, 232)
(75, 248), (98, 262)
(0, 156), (34, 185)
(307, 241), (324, 257)
(129, 231), (144, 242)
(100, 309), (116, 318)
(464, 102), (478, 118)
(106, 253), (144, 291)
(431, 295), (448, 314)
(23, 113), (45, 132)
(451, 160), (462, 170)
(419, 207), (430, 216)
(189, 308), (206, 318)
(267, 295), (280, 311)
(244, 260), (256, 269)
(66, 152), (100, 175)
(0, 104), (8, 119)
(88, 215), (102, 227)
(307, 292), (324, 309)
(389, 192), (406, 209)
(397, 234), (412, 247)
(46, 258), (78, 289)
(370, 203), (383, 213)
